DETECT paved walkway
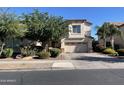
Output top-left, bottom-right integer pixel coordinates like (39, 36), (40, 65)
(0, 60), (124, 71)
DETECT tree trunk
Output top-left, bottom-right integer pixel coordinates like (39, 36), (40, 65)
(104, 37), (106, 48)
(0, 42), (5, 56)
(42, 41), (48, 51)
(111, 36), (114, 49)
(103, 31), (106, 48)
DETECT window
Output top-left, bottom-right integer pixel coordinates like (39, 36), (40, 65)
(72, 25), (81, 33)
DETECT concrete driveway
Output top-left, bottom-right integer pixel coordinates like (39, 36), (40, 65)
(59, 53), (112, 60)
(59, 53), (124, 62)
(56, 53), (124, 70)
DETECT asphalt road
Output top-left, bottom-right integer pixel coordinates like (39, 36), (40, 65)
(1, 69), (124, 85)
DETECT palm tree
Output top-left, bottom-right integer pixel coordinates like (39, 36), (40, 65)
(108, 24), (120, 49)
(96, 22), (110, 48)
(96, 22), (120, 49)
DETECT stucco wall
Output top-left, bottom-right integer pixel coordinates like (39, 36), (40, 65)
(98, 26), (124, 48)
(68, 22), (91, 38)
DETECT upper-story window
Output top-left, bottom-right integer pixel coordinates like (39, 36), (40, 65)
(72, 25), (81, 33)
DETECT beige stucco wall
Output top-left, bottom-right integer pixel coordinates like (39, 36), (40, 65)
(68, 22), (91, 38)
(118, 26), (124, 48)
(113, 35), (124, 48)
(87, 38), (93, 52)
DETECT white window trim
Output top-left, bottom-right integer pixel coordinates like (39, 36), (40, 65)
(71, 25), (81, 34)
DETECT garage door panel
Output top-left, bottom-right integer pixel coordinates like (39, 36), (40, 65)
(65, 43), (88, 53)
(75, 44), (87, 52)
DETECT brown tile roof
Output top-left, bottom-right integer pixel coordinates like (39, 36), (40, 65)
(109, 22), (124, 27)
(119, 24), (124, 27)
(66, 19), (92, 25)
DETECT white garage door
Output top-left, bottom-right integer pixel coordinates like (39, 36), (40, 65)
(65, 43), (88, 53)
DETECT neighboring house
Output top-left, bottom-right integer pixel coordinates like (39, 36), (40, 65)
(98, 22), (124, 48)
(61, 19), (93, 53)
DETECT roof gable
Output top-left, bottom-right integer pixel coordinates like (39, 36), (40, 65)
(66, 19), (92, 25)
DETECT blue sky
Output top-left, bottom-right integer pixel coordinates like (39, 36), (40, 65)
(7, 7), (124, 39)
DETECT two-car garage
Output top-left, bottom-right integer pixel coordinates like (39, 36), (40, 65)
(64, 42), (88, 53)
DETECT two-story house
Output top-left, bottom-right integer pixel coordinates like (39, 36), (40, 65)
(61, 19), (93, 53)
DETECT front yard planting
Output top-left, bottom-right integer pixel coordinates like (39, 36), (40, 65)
(117, 49), (124, 56)
(93, 42), (124, 58)
(103, 48), (118, 56)
(37, 50), (50, 59)
(92, 41), (124, 59)
(21, 46), (35, 57)
(0, 9), (67, 60)
(49, 48), (61, 58)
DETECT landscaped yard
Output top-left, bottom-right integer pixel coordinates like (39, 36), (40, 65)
(92, 41), (124, 59)
(1, 8), (124, 61)
(92, 22), (124, 59)
(0, 9), (67, 60)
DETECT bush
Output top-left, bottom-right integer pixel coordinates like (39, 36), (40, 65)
(21, 46), (35, 57)
(94, 44), (105, 52)
(106, 42), (112, 48)
(92, 40), (105, 52)
(3, 48), (13, 58)
(37, 51), (50, 59)
(117, 49), (124, 56)
(114, 44), (120, 51)
(49, 48), (61, 57)
(103, 48), (118, 56)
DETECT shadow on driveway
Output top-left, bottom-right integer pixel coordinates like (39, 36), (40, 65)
(72, 56), (124, 63)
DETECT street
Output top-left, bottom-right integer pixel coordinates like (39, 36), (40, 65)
(1, 69), (124, 85)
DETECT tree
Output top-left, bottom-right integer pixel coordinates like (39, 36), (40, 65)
(96, 22), (120, 49)
(22, 9), (68, 50)
(107, 24), (120, 49)
(96, 22), (110, 48)
(0, 9), (27, 56)
(42, 15), (68, 48)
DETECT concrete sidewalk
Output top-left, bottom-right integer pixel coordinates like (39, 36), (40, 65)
(0, 60), (124, 71)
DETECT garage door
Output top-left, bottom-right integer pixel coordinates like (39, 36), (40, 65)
(64, 43), (88, 53)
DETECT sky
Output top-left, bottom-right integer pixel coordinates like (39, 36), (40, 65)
(6, 7), (124, 39)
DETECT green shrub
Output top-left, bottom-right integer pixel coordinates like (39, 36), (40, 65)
(106, 42), (111, 48)
(3, 48), (13, 58)
(37, 51), (50, 59)
(114, 44), (120, 51)
(49, 48), (61, 57)
(93, 43), (105, 52)
(21, 46), (35, 57)
(103, 48), (118, 56)
(117, 49), (124, 56)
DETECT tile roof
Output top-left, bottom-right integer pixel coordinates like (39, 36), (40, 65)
(66, 19), (92, 25)
(109, 22), (124, 26)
